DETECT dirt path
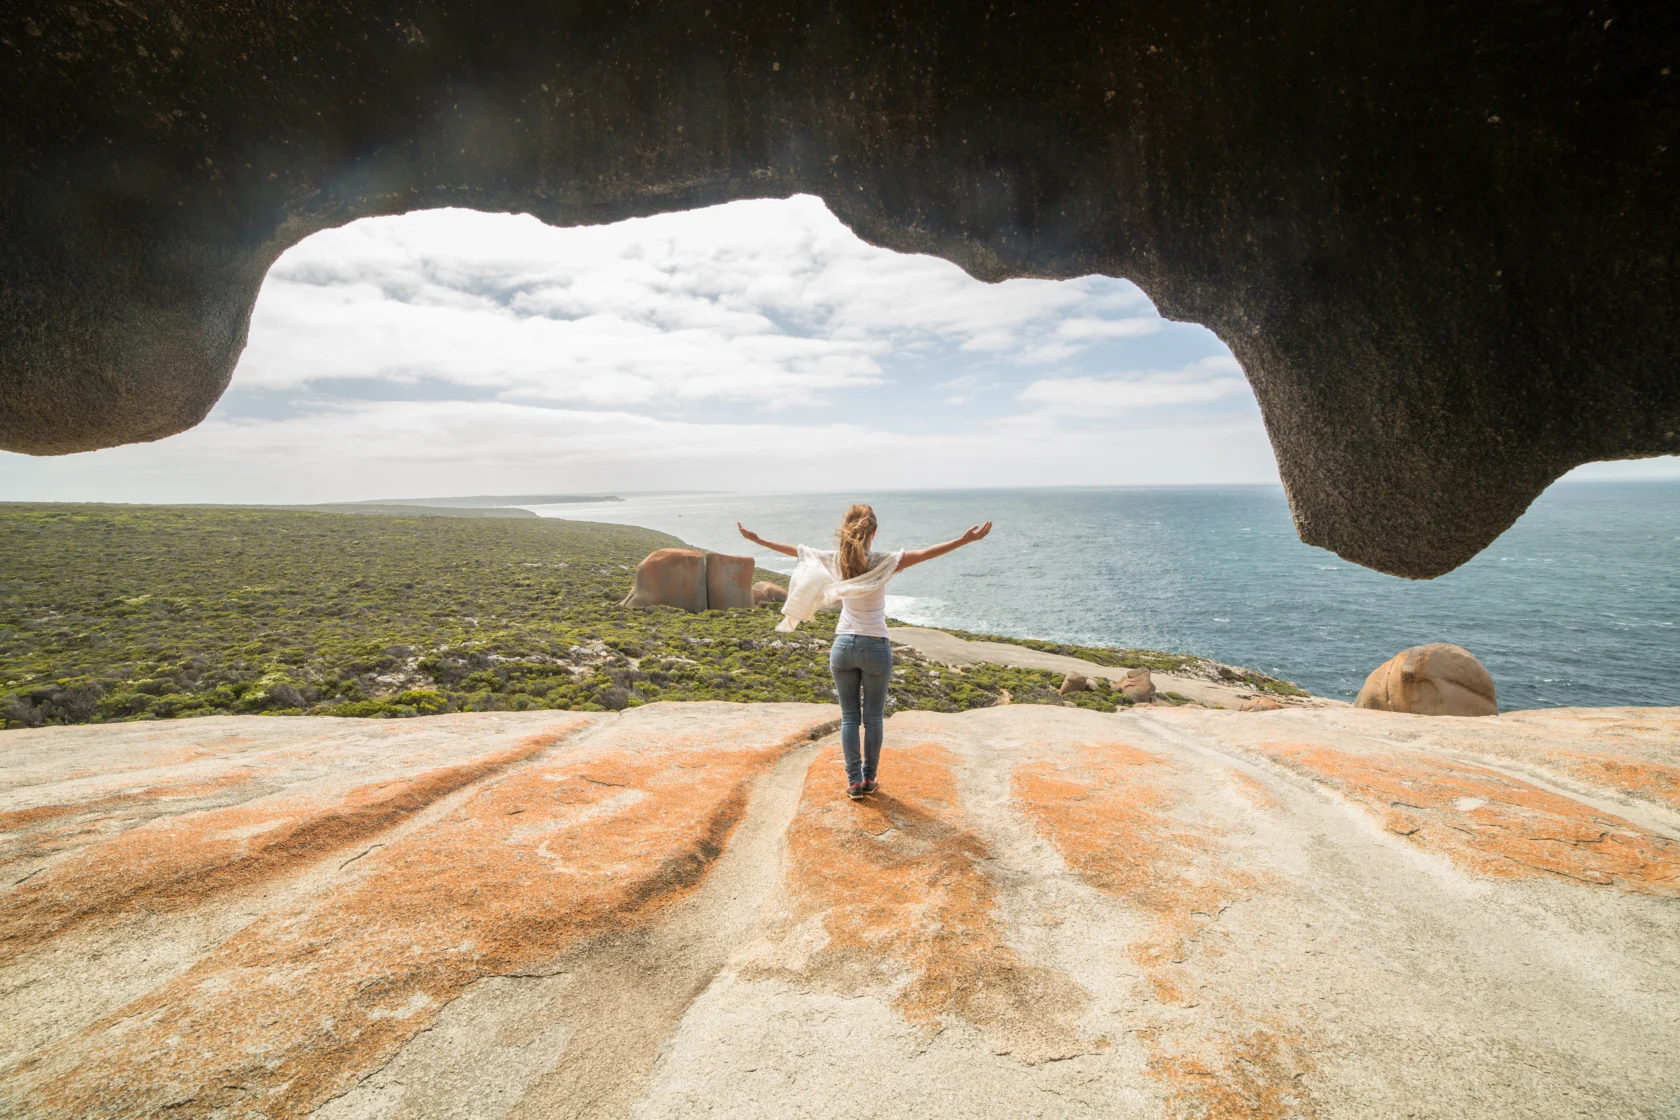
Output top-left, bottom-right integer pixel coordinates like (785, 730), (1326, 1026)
(885, 625), (1343, 709)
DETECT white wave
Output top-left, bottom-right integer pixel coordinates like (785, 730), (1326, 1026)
(884, 594), (947, 627)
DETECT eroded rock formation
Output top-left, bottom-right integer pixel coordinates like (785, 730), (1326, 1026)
(1, 703), (1676, 1116)
(1117, 667), (1157, 704)
(3, 4), (1678, 575)
(705, 552), (755, 611)
(1356, 642), (1500, 717)
(621, 548), (709, 612)
(622, 547), (757, 611)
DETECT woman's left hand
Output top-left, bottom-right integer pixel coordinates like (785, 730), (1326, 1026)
(737, 522), (759, 543)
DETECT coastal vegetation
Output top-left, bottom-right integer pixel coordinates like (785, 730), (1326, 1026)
(1, 504), (1147, 730)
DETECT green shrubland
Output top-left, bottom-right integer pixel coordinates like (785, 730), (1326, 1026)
(1, 504), (1131, 730)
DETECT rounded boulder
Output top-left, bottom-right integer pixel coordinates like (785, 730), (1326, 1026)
(1355, 643), (1497, 717)
(1117, 668), (1156, 704)
(620, 549), (707, 612)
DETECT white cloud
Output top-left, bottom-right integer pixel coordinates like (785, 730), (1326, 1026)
(1053, 317), (1160, 341)
(234, 198), (1184, 412)
(0, 400), (1282, 503)
(0, 196), (1292, 502)
(1017, 365), (1251, 418)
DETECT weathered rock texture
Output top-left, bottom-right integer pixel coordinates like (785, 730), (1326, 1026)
(1117, 668), (1157, 705)
(621, 548), (708, 612)
(751, 581), (787, 608)
(620, 548), (755, 611)
(704, 553), (754, 611)
(3, 5), (1678, 576)
(1058, 672), (1090, 696)
(2, 703), (1676, 1117)
(1356, 642), (1499, 717)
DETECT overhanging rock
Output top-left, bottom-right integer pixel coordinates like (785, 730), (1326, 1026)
(2, 2), (1677, 576)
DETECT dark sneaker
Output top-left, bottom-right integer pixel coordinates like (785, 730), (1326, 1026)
(847, 782), (867, 800)
(862, 779), (879, 795)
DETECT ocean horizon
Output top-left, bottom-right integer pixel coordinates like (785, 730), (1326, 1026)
(528, 481), (1680, 712)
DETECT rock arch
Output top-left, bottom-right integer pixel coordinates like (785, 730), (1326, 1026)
(2, 1), (1676, 576)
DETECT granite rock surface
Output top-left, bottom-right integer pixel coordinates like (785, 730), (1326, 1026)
(2, 702), (1676, 1117)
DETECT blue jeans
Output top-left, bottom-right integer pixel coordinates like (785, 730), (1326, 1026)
(829, 634), (892, 786)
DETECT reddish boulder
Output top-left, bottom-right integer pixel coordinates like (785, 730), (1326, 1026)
(707, 553), (756, 611)
(1242, 696), (1284, 712)
(621, 549), (707, 611)
(1058, 673), (1090, 696)
(752, 581), (788, 607)
(621, 549), (758, 611)
(1355, 643), (1497, 717)
(1117, 668), (1156, 704)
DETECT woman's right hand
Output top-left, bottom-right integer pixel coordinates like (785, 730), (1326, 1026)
(961, 521), (994, 544)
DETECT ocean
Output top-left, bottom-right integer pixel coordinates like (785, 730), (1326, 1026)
(528, 483), (1680, 711)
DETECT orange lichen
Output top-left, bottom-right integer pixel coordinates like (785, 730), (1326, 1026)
(1258, 742), (1680, 896)
(774, 743), (1088, 1058)
(1231, 770), (1282, 812)
(1013, 743), (1260, 1000)
(0, 768), (272, 874)
(1013, 742), (1314, 1119)
(0, 769), (249, 833)
(1147, 1025), (1317, 1120)
(29, 714), (819, 1119)
(1533, 751), (1680, 813)
(0, 722), (586, 960)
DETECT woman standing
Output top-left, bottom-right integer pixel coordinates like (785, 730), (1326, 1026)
(737, 505), (993, 800)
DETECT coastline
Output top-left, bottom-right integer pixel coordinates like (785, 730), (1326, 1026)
(1, 503), (1298, 731)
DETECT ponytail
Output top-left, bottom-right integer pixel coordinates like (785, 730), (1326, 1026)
(836, 504), (878, 580)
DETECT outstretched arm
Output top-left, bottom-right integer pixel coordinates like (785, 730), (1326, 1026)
(738, 522), (798, 557)
(898, 521), (992, 571)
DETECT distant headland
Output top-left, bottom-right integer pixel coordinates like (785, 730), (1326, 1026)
(275, 493), (625, 519)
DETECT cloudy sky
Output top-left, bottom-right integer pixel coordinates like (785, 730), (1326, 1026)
(0, 194), (1672, 502)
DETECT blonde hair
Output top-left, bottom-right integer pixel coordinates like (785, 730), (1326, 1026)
(836, 504), (878, 580)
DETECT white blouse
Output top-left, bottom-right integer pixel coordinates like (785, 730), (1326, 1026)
(776, 546), (903, 638)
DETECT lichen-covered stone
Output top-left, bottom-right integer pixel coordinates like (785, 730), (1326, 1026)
(1, 704), (1677, 1116)
(3, 4), (1677, 576)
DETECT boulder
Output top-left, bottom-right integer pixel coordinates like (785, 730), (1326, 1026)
(1355, 643), (1498, 717)
(752, 581), (788, 607)
(621, 549), (758, 612)
(620, 549), (707, 612)
(1242, 697), (1284, 712)
(1058, 673), (1090, 696)
(706, 553), (756, 611)
(1117, 668), (1156, 704)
